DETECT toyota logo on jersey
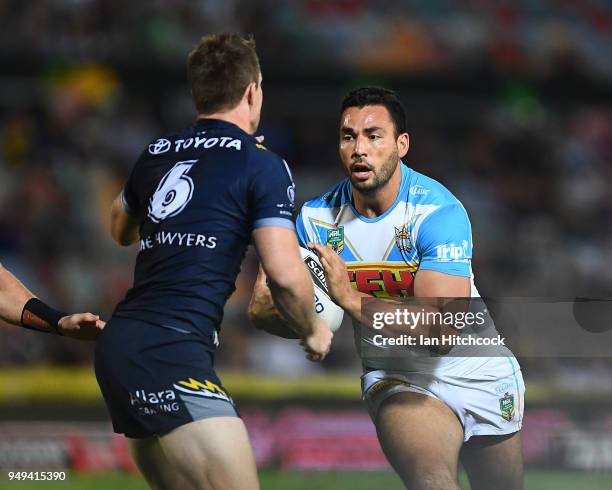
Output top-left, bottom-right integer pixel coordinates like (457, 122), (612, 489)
(149, 138), (171, 155)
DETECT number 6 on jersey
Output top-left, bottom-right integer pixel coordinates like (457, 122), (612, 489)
(148, 160), (197, 222)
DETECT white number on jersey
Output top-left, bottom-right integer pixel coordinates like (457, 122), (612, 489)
(148, 160), (196, 223)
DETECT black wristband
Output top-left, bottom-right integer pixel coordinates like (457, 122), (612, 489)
(21, 298), (66, 335)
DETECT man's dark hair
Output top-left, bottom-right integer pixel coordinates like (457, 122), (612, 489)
(341, 87), (407, 136)
(188, 33), (260, 115)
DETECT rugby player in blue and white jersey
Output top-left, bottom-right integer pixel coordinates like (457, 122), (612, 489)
(249, 87), (524, 490)
(95, 34), (332, 490)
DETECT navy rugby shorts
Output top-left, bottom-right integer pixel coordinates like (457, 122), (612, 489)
(95, 317), (237, 439)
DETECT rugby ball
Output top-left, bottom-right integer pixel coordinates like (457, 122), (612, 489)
(300, 247), (344, 332)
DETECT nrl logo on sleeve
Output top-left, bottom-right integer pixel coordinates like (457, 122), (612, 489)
(326, 226), (344, 254)
(394, 224), (413, 253)
(499, 392), (515, 421)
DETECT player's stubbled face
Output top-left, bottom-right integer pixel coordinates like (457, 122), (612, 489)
(339, 105), (400, 194)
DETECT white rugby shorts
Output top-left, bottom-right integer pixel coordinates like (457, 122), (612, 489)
(361, 356), (524, 441)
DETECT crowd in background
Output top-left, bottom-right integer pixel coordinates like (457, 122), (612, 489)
(2, 0), (610, 79)
(0, 1), (611, 388)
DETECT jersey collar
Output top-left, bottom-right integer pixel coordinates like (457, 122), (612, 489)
(194, 118), (250, 136)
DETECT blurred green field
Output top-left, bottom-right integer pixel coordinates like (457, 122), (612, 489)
(2, 470), (612, 489)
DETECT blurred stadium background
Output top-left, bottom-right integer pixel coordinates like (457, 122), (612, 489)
(0, 1), (611, 488)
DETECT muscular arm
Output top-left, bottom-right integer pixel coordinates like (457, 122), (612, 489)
(252, 227), (318, 337)
(110, 193), (139, 246)
(414, 269), (470, 298)
(252, 227), (332, 359)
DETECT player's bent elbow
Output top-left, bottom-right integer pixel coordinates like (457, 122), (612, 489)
(110, 217), (138, 246)
(249, 311), (300, 339)
(111, 227), (134, 247)
(247, 303), (262, 325)
(115, 236), (134, 247)
(110, 199), (139, 246)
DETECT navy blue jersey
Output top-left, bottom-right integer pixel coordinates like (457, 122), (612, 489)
(113, 119), (295, 349)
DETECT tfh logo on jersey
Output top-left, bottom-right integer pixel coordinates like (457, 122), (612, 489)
(347, 264), (416, 298)
(148, 160), (196, 223)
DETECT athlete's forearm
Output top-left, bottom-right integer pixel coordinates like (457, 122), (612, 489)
(336, 288), (367, 322)
(342, 288), (462, 341)
(363, 298), (448, 338)
(0, 264), (35, 325)
(253, 227), (321, 338)
(268, 274), (318, 338)
(339, 288), (429, 336)
(0, 264), (71, 335)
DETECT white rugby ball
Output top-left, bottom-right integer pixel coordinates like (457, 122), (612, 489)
(300, 247), (344, 332)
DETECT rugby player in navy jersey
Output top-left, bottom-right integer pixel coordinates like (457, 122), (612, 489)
(95, 34), (332, 490)
(0, 263), (104, 339)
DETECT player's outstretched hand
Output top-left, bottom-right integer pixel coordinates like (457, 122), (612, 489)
(301, 319), (333, 362)
(309, 242), (353, 309)
(58, 313), (105, 340)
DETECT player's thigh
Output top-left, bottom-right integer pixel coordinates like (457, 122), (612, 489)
(460, 431), (523, 490)
(127, 436), (194, 490)
(158, 416), (259, 490)
(375, 391), (464, 490)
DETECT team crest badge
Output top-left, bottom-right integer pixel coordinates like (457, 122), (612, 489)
(499, 392), (515, 421)
(327, 226), (344, 254)
(394, 224), (412, 253)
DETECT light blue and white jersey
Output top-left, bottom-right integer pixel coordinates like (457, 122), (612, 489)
(296, 163), (500, 373)
(297, 163), (476, 298)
